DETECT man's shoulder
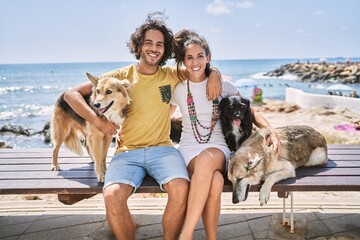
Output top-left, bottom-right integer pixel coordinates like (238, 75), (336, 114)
(102, 64), (136, 78)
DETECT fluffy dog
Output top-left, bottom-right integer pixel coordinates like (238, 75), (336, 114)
(228, 125), (328, 205)
(51, 73), (133, 182)
(219, 95), (253, 152)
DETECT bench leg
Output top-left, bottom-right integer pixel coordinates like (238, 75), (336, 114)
(280, 191), (294, 233)
(58, 194), (97, 205)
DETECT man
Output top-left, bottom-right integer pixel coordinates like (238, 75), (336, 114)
(64, 12), (222, 240)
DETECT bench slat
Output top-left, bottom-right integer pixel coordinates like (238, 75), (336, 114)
(1, 154), (359, 165)
(1, 166), (358, 180)
(1, 145), (360, 200)
(1, 176), (360, 195)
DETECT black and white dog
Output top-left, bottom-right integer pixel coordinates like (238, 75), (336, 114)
(219, 95), (253, 152)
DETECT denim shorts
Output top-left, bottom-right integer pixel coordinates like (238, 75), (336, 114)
(103, 146), (190, 192)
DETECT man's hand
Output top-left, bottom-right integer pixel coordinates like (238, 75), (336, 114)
(94, 117), (120, 136)
(207, 69), (222, 100)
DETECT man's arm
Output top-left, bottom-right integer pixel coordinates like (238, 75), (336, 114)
(63, 82), (119, 135)
(206, 67), (222, 100)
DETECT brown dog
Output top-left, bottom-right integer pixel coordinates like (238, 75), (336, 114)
(50, 73), (132, 182)
(228, 125), (328, 205)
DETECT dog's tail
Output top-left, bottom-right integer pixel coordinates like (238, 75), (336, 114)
(63, 130), (84, 156)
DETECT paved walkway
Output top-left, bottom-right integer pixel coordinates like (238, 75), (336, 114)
(1, 192), (360, 239)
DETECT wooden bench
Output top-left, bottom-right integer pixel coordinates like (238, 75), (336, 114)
(1, 144), (360, 232)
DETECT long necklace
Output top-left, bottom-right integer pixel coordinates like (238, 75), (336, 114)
(186, 80), (219, 144)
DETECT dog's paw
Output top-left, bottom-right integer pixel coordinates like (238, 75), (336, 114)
(96, 173), (105, 183)
(259, 187), (271, 206)
(51, 164), (60, 171)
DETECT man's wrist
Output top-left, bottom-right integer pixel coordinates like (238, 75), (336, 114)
(210, 67), (221, 78)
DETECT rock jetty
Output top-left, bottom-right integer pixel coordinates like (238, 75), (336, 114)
(264, 62), (360, 83)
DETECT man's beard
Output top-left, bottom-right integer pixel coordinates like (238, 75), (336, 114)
(141, 51), (162, 66)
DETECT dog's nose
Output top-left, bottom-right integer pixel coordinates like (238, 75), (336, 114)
(93, 103), (100, 109)
(232, 194), (240, 204)
(235, 113), (241, 119)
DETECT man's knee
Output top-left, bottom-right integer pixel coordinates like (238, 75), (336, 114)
(164, 178), (189, 200)
(103, 183), (133, 205)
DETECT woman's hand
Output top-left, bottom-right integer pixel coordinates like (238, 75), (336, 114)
(267, 131), (281, 157)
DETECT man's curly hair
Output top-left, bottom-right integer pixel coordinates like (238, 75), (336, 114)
(127, 12), (174, 66)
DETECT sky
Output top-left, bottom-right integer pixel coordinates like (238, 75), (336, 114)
(0, 0), (359, 64)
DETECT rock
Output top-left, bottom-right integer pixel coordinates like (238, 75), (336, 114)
(0, 141), (12, 149)
(43, 121), (51, 144)
(264, 62), (360, 83)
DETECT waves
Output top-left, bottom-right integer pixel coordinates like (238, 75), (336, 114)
(0, 85), (59, 94)
(1, 59), (359, 148)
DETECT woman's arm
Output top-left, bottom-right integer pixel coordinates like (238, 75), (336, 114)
(250, 106), (281, 156)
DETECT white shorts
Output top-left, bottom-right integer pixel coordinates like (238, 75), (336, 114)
(178, 144), (231, 170)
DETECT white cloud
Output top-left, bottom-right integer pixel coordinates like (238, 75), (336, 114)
(206, 1), (232, 15)
(341, 26), (348, 31)
(313, 10), (324, 15)
(237, 1), (254, 9)
(254, 22), (263, 27)
(295, 29), (303, 33)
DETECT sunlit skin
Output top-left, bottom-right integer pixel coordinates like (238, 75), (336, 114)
(138, 29), (165, 74)
(179, 43), (225, 240)
(183, 44), (210, 83)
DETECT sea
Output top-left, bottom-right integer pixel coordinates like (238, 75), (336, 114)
(1, 58), (360, 148)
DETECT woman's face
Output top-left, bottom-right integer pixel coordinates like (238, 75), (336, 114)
(183, 44), (209, 81)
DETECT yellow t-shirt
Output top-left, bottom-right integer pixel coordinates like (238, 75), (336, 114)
(102, 64), (180, 154)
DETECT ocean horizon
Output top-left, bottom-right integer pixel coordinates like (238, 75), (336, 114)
(1, 57), (360, 148)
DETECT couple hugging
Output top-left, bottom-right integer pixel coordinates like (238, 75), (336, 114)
(60, 12), (279, 240)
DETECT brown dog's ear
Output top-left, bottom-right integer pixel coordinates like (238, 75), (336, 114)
(247, 157), (263, 170)
(86, 73), (99, 85)
(120, 79), (133, 90)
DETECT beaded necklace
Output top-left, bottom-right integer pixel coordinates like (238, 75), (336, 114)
(186, 79), (219, 144)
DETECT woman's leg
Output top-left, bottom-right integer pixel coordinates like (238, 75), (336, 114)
(180, 148), (225, 240)
(202, 170), (224, 240)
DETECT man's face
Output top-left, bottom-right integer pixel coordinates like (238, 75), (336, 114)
(140, 29), (165, 67)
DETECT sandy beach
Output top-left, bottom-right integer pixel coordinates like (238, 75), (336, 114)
(254, 99), (360, 144)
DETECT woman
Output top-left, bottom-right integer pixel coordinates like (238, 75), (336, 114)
(170, 29), (280, 240)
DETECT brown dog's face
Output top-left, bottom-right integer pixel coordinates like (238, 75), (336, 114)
(228, 146), (265, 204)
(86, 73), (132, 117)
(228, 129), (273, 204)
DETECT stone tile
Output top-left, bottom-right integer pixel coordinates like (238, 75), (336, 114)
(227, 234), (254, 240)
(253, 230), (268, 239)
(216, 221), (252, 239)
(245, 213), (272, 220)
(305, 220), (332, 239)
(135, 222), (163, 239)
(86, 221), (115, 240)
(314, 212), (350, 220)
(267, 213), (306, 240)
(334, 228), (360, 239)
(0, 221), (32, 238)
(299, 212), (320, 222)
(17, 222), (103, 240)
(218, 213), (247, 225)
(323, 214), (360, 233)
(0, 214), (41, 227)
(0, 236), (20, 240)
(248, 215), (271, 233)
(133, 213), (162, 226)
(24, 214), (106, 233)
